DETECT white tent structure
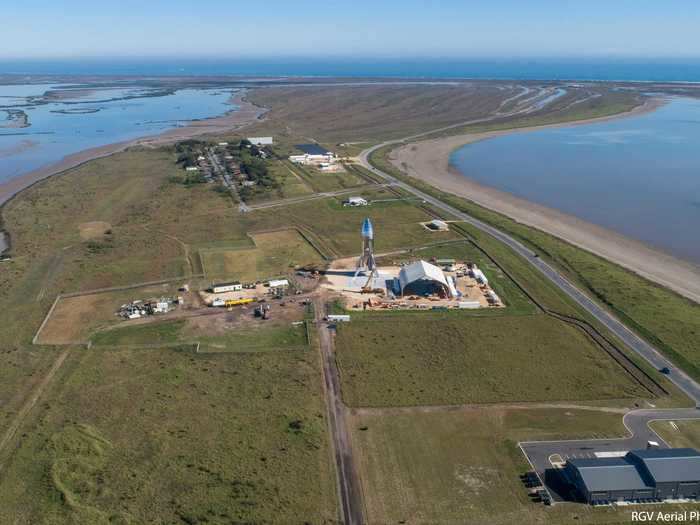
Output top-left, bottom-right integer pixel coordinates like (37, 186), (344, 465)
(398, 260), (452, 297)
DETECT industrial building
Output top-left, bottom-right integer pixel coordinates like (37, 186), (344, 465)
(427, 219), (449, 231)
(398, 260), (454, 298)
(289, 144), (336, 165)
(344, 197), (368, 207)
(247, 136), (273, 145)
(564, 448), (700, 504)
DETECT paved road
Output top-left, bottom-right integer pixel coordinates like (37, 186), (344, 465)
(358, 143), (700, 405)
(245, 185), (379, 211)
(521, 408), (700, 500)
(313, 298), (364, 525)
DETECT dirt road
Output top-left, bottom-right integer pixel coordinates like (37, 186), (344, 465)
(313, 297), (364, 525)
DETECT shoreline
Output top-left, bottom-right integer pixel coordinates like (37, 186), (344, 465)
(390, 98), (700, 304)
(0, 89), (266, 208)
(0, 89), (267, 256)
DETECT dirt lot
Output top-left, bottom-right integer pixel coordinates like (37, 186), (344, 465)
(78, 221), (111, 240)
(35, 283), (184, 345)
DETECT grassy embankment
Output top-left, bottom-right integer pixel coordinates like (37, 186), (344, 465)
(650, 420), (700, 449)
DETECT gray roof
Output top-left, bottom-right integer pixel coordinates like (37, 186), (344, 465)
(568, 457), (652, 492)
(568, 448), (700, 493)
(629, 448), (700, 483)
(295, 144), (330, 155)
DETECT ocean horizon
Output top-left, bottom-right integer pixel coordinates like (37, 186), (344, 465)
(2, 58), (700, 82)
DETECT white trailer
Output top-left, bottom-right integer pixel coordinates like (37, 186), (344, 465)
(327, 314), (351, 323)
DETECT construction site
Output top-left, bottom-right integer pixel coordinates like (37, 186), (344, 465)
(320, 218), (505, 311)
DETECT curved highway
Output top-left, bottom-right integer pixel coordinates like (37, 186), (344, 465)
(358, 139), (700, 406)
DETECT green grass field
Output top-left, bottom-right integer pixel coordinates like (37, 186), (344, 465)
(92, 318), (309, 352)
(249, 197), (461, 258)
(0, 345), (337, 524)
(0, 347), (62, 437)
(351, 408), (688, 525)
(335, 315), (649, 407)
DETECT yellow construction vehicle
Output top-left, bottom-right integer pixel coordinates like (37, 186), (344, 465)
(225, 298), (255, 307)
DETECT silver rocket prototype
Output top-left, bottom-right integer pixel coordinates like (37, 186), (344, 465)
(355, 217), (377, 289)
(357, 217), (376, 273)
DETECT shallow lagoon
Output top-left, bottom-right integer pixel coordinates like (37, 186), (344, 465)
(0, 84), (235, 182)
(451, 97), (700, 264)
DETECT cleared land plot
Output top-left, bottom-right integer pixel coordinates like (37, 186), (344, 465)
(199, 229), (326, 281)
(92, 318), (309, 353)
(0, 346), (337, 523)
(351, 408), (681, 525)
(287, 162), (366, 193)
(36, 283), (181, 345)
(335, 315), (649, 407)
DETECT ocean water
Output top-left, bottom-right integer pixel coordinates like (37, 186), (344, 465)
(450, 97), (700, 265)
(0, 84), (236, 183)
(2, 58), (700, 81)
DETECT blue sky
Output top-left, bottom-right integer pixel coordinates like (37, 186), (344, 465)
(3, 0), (700, 59)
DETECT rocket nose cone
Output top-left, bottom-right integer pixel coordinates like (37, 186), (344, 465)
(361, 218), (374, 239)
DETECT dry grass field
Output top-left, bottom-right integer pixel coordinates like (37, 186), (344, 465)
(246, 83), (523, 143)
(199, 229), (325, 282)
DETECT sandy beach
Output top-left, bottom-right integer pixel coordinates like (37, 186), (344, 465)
(0, 90), (266, 208)
(390, 100), (700, 304)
